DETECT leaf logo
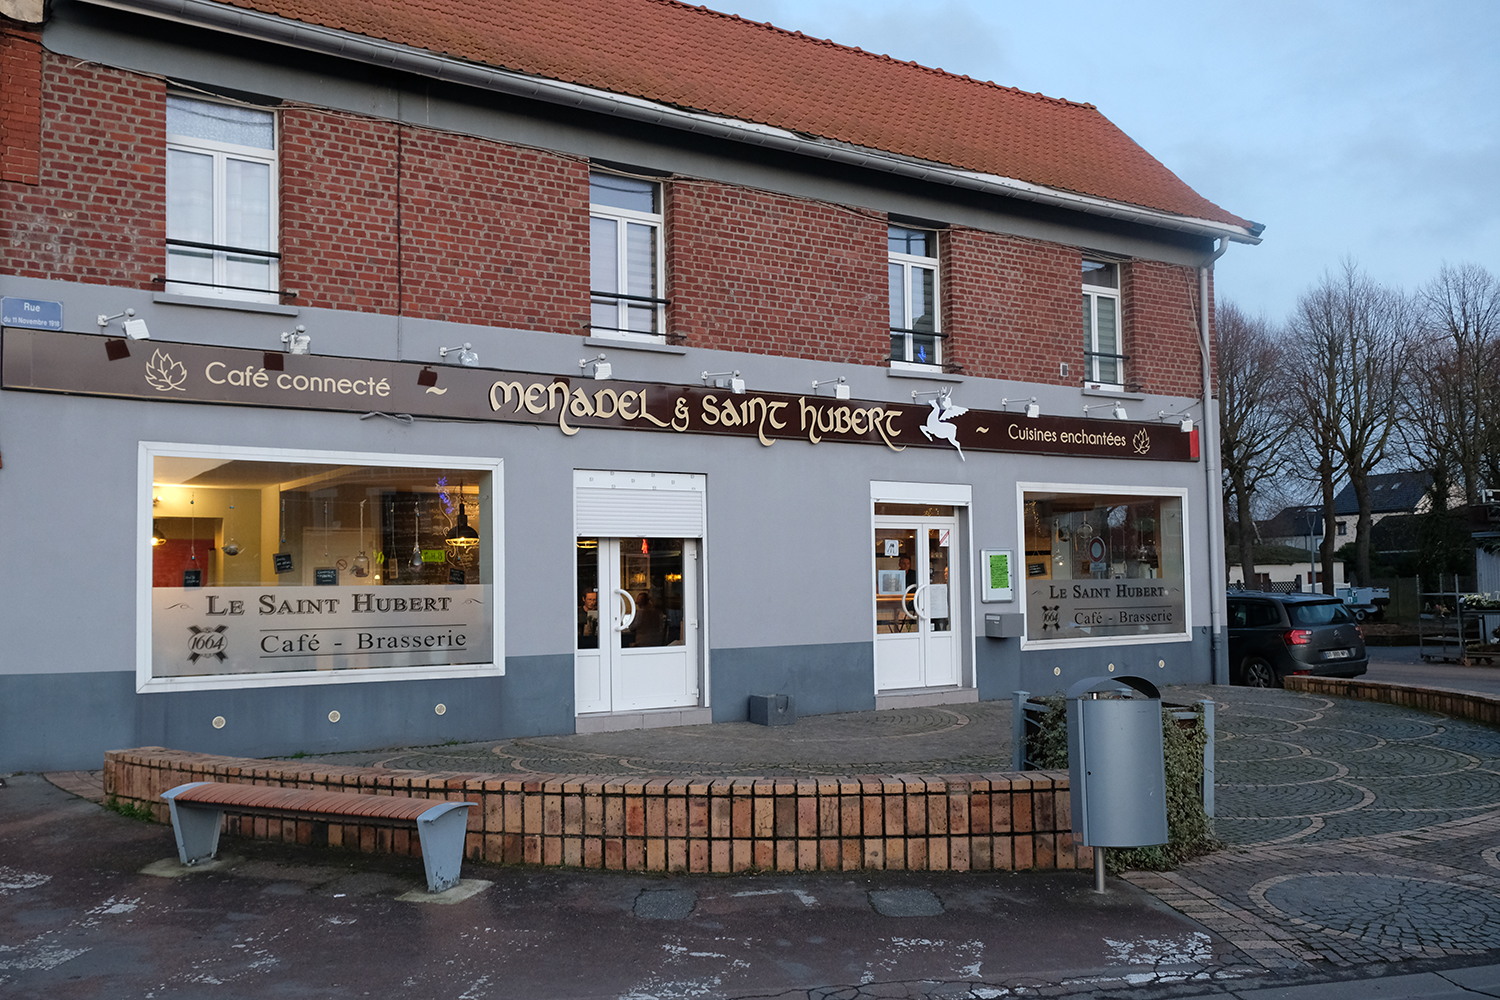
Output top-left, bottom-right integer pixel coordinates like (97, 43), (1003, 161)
(144, 350), (187, 392)
(1132, 428), (1152, 455)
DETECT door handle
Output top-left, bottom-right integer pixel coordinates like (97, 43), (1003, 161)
(914, 583), (929, 620)
(613, 588), (636, 630)
(902, 584), (918, 619)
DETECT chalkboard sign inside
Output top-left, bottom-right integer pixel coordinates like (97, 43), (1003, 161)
(182, 569), (202, 588)
(449, 568), (466, 585)
(314, 567), (338, 586)
(273, 552), (294, 574)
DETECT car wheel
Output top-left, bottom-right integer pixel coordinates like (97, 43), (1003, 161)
(1240, 656), (1278, 688)
(1354, 609), (1367, 621)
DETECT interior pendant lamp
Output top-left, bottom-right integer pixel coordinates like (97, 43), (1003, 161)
(445, 502), (480, 549)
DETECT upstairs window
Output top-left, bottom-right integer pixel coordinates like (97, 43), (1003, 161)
(590, 172), (665, 341)
(165, 96), (278, 303)
(1082, 259), (1122, 388)
(889, 226), (941, 368)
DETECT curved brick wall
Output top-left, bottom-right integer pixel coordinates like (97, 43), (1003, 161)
(103, 748), (1086, 873)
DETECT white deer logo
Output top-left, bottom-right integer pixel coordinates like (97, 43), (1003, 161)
(919, 390), (968, 461)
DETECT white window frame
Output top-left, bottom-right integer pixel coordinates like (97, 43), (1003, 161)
(1082, 260), (1123, 389)
(165, 96), (280, 304)
(1015, 481), (1193, 651)
(589, 173), (666, 343)
(889, 229), (942, 370)
(136, 442), (504, 693)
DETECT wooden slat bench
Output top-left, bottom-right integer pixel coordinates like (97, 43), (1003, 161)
(161, 782), (474, 893)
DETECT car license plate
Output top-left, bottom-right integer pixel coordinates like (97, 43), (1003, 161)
(1324, 649), (1351, 660)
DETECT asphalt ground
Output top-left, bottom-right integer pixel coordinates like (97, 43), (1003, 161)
(10, 656), (1500, 997)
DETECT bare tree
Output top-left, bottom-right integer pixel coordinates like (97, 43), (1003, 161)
(1414, 263), (1500, 505)
(1217, 302), (1287, 587)
(1285, 279), (1348, 593)
(1287, 261), (1415, 588)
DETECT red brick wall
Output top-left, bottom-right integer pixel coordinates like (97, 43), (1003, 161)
(3, 56), (1211, 395)
(667, 179), (886, 362)
(278, 108), (400, 313)
(943, 229), (1079, 385)
(395, 131), (590, 329)
(1, 24), (42, 185)
(1123, 258), (1207, 397)
(1, 55), (164, 285)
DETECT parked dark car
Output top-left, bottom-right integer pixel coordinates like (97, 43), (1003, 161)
(1226, 593), (1368, 687)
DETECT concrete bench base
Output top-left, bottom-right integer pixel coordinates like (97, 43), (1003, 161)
(106, 748), (1086, 874)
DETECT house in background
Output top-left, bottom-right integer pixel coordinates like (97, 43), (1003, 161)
(1, 0), (1259, 770)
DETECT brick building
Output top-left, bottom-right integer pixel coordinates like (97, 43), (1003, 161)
(0, 0), (1261, 769)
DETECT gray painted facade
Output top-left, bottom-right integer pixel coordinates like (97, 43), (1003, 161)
(0, 1), (1231, 771)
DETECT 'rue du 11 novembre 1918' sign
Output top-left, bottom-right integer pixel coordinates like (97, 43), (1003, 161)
(151, 585), (494, 678)
(2, 329), (1199, 462)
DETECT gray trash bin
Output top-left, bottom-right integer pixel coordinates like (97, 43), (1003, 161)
(1066, 675), (1168, 890)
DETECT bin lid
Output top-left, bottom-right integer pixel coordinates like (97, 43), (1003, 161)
(1066, 675), (1161, 701)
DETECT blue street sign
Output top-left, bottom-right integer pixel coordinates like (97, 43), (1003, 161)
(1, 297), (63, 331)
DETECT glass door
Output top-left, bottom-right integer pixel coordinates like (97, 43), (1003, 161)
(873, 506), (959, 691)
(576, 537), (698, 714)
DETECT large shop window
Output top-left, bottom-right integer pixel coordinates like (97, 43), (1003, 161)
(889, 225), (941, 369)
(1082, 259), (1123, 389)
(165, 96), (279, 303)
(590, 171), (665, 342)
(139, 445), (501, 691)
(1021, 489), (1187, 645)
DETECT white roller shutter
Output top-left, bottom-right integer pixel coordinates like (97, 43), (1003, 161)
(574, 470), (705, 537)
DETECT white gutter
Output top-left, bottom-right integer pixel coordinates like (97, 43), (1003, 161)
(1200, 238), (1231, 685)
(81, 0), (1263, 246)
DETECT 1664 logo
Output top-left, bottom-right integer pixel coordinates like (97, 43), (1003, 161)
(187, 624), (228, 663)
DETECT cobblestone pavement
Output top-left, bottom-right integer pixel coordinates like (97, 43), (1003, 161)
(1127, 683), (1500, 980)
(287, 702), (1021, 776)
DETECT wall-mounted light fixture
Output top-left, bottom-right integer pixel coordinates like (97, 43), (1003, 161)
(812, 376), (850, 399)
(1002, 396), (1041, 418)
(1157, 407), (1197, 433)
(1083, 401), (1128, 420)
(98, 308), (150, 339)
(151, 521), (167, 547)
(281, 325), (310, 354)
(440, 342), (479, 367)
(581, 354), (612, 380)
(702, 370), (744, 394)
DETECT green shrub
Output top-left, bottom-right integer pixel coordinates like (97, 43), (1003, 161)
(105, 796), (156, 823)
(1026, 699), (1217, 872)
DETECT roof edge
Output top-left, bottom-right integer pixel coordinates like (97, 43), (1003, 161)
(79, 0), (1264, 247)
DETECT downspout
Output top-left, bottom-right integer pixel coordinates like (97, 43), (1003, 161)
(1200, 238), (1230, 684)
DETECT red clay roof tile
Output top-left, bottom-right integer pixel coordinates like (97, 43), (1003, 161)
(211, 0), (1251, 229)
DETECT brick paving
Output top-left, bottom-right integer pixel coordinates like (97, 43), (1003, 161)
(1126, 684), (1500, 977)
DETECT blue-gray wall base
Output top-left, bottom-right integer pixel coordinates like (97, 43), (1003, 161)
(0, 654), (572, 772)
(976, 627), (1213, 701)
(710, 642), (876, 722)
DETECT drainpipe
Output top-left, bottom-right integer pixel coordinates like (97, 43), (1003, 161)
(1201, 239), (1230, 685)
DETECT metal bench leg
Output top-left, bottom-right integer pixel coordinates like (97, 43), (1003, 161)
(415, 802), (474, 893)
(161, 783), (223, 865)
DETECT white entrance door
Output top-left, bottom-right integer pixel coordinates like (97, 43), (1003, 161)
(873, 508), (959, 691)
(575, 536), (699, 714)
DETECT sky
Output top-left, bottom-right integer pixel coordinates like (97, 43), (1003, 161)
(716, 0), (1500, 324)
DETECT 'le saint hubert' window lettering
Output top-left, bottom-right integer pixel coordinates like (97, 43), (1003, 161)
(165, 96), (279, 303)
(1082, 259), (1123, 388)
(889, 225), (941, 368)
(1022, 490), (1187, 644)
(143, 445), (499, 690)
(590, 172), (665, 341)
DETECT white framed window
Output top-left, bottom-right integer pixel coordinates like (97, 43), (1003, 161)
(137, 442), (503, 693)
(889, 226), (941, 368)
(1082, 259), (1123, 388)
(590, 171), (665, 342)
(1017, 483), (1191, 649)
(165, 96), (279, 303)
